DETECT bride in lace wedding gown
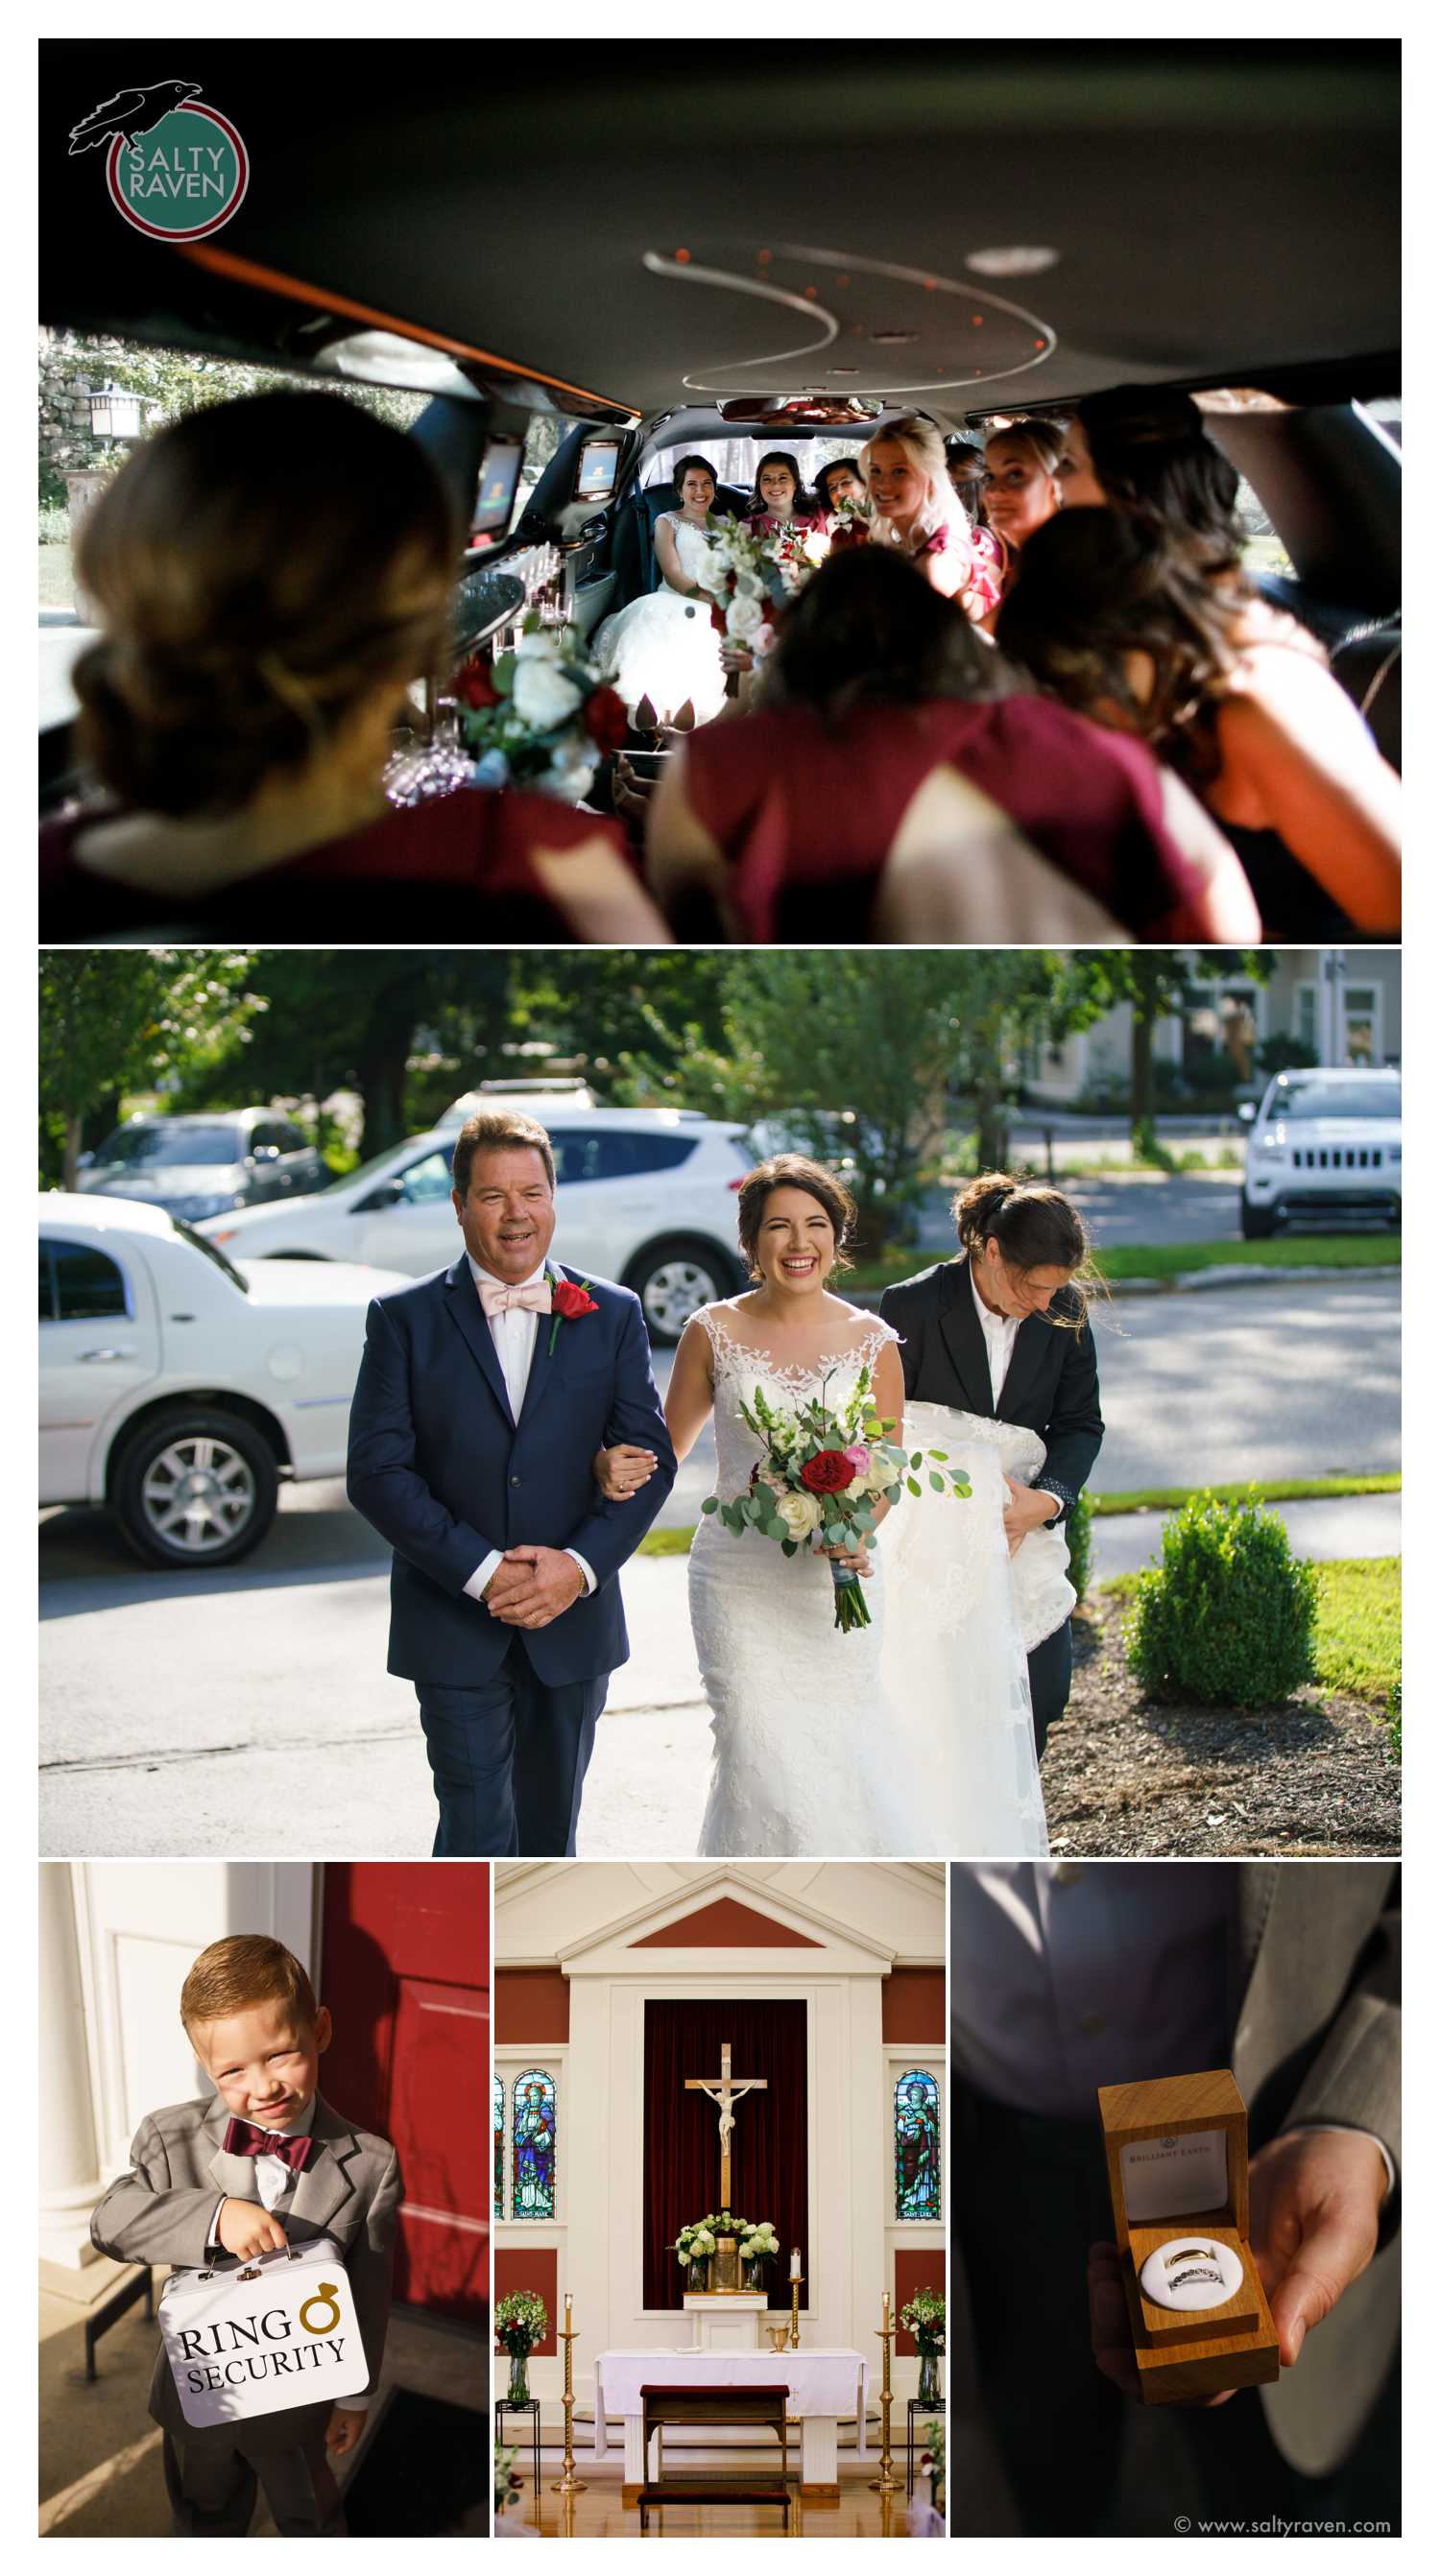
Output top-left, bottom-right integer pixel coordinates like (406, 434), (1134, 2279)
(598, 1160), (1057, 1858)
(592, 458), (730, 726)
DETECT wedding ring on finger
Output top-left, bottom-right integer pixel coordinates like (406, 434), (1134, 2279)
(1140, 2236), (1244, 2312)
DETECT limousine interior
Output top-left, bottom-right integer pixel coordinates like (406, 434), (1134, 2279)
(40, 38), (1399, 806)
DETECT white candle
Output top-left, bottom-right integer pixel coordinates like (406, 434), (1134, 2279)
(883, 2290), (891, 2326)
(790, 2250), (802, 2280)
(564, 2291), (573, 2324)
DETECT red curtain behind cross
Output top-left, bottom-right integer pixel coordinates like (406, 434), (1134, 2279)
(642, 1998), (808, 2311)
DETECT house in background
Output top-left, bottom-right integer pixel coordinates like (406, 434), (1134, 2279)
(1020, 949), (1401, 1111)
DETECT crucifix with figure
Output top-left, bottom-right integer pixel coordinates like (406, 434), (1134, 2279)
(685, 2041), (767, 2206)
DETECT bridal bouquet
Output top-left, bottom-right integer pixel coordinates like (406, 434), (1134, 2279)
(702, 1363), (970, 1633)
(696, 517), (831, 659)
(453, 613), (629, 800)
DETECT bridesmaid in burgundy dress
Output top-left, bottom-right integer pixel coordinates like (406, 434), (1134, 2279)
(643, 548), (1260, 944)
(40, 391), (665, 943)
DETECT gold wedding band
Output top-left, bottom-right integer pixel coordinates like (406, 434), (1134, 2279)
(1164, 2245), (1214, 2268)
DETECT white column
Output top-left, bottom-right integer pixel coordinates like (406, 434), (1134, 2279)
(39, 1866), (104, 2268)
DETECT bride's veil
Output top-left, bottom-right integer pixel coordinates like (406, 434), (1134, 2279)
(879, 1400), (1049, 1856)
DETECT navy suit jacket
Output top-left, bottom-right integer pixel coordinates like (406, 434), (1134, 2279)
(347, 1256), (677, 1687)
(878, 1255), (1103, 1521)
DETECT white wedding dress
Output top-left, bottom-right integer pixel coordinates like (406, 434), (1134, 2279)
(689, 1308), (1063, 1858)
(592, 514), (729, 725)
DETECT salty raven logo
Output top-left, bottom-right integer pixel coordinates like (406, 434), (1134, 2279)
(68, 81), (204, 155)
(73, 83), (250, 243)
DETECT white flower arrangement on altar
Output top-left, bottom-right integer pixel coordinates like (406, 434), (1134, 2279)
(738, 2220), (780, 2264)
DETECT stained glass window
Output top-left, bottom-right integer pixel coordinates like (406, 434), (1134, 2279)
(512, 2067), (557, 2220)
(493, 2073), (504, 2220)
(894, 2069), (941, 2221)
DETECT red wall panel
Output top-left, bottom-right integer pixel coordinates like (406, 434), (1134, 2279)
(632, 1897), (820, 1949)
(895, 2247), (947, 2356)
(495, 1968), (570, 2042)
(881, 1968), (946, 2043)
(494, 2246), (558, 2357)
(321, 1862), (488, 2325)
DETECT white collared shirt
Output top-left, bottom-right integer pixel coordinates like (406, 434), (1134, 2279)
(971, 1261), (1020, 1408)
(206, 2091), (318, 2240)
(461, 1253), (595, 1604)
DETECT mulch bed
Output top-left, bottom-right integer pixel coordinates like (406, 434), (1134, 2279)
(1041, 1590), (1401, 1857)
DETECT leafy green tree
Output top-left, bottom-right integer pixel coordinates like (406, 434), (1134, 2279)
(1056, 950), (1277, 1151)
(39, 951), (260, 1188)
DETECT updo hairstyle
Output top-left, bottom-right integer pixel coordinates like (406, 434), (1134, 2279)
(734, 1152), (856, 1281)
(72, 390), (460, 820)
(954, 1171), (1098, 1327)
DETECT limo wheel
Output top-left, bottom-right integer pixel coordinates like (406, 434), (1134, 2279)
(629, 1239), (733, 1346)
(1239, 1190), (1278, 1241)
(112, 1406), (278, 1568)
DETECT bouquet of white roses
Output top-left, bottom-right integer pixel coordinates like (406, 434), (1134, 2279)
(695, 517), (830, 659)
(453, 613), (629, 801)
(701, 1363), (970, 1633)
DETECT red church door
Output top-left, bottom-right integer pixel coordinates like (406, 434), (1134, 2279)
(320, 1863), (489, 2324)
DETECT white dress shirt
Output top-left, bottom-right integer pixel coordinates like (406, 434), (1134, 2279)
(460, 1254), (595, 1605)
(971, 1262), (1020, 1408)
(950, 1864), (1394, 2190)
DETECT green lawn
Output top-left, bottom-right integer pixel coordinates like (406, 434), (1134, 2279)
(1311, 1558), (1402, 1706)
(1097, 1556), (1400, 1713)
(38, 540), (75, 609)
(844, 1234), (1399, 1292)
(1093, 1474), (1400, 1516)
(640, 1482), (1398, 1560)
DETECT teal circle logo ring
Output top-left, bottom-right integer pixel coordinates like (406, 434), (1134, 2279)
(106, 102), (248, 243)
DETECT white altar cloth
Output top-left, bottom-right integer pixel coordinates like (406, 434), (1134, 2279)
(592, 2348), (868, 2461)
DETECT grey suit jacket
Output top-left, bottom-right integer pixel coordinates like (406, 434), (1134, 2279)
(90, 2091), (401, 2447)
(1228, 1864), (1400, 2476)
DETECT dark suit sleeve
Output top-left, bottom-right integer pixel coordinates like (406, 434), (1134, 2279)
(349, 2144), (401, 2402)
(89, 2115), (223, 2271)
(347, 1297), (499, 1594)
(1036, 1313), (1105, 1516)
(562, 1296), (678, 1587)
(877, 1283), (923, 1400)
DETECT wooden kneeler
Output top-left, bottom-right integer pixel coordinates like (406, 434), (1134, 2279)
(636, 2382), (795, 2532)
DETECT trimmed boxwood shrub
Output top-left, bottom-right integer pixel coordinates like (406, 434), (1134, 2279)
(1067, 1486), (1093, 1606)
(1125, 1492), (1318, 1706)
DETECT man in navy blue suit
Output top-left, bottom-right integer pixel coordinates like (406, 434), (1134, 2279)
(347, 1107), (677, 1856)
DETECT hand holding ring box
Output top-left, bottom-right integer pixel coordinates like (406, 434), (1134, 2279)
(1096, 2069), (1280, 2404)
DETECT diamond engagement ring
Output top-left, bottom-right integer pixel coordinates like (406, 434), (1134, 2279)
(1168, 2263), (1224, 2289)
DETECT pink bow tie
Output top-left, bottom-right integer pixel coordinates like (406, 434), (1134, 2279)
(479, 1279), (552, 1317)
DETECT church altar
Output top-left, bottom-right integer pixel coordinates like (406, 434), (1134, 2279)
(593, 2347), (869, 2499)
(681, 2291), (771, 2349)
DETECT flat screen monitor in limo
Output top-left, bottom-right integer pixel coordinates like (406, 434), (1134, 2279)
(470, 438), (523, 538)
(574, 440), (623, 503)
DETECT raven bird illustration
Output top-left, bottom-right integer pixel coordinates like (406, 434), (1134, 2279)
(68, 81), (204, 156)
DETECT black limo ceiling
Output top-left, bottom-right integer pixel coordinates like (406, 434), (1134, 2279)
(40, 40), (1397, 424)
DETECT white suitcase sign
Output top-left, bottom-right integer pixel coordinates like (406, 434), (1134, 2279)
(159, 2235), (369, 2427)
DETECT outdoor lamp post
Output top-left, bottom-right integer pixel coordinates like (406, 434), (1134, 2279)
(86, 385), (144, 441)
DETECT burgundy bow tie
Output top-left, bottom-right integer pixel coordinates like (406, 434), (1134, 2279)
(223, 2116), (314, 2173)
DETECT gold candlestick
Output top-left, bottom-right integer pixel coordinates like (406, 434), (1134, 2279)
(550, 2298), (588, 2496)
(788, 2271), (804, 2350)
(870, 2297), (899, 2494)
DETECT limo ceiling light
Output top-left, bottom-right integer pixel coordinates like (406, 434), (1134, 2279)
(966, 246), (1060, 277)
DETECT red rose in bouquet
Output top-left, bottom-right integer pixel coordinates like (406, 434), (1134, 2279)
(801, 1449), (857, 1496)
(583, 686), (630, 754)
(455, 657), (501, 709)
(552, 1279), (600, 1321)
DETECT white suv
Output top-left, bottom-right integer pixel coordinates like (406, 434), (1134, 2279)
(201, 1106), (752, 1343)
(1240, 1066), (1401, 1238)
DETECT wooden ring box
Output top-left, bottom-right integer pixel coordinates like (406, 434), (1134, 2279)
(1097, 2069), (1280, 2404)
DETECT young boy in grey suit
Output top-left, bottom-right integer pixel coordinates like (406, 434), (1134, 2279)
(91, 1933), (401, 2538)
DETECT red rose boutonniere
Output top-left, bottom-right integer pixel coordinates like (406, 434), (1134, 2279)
(548, 1275), (600, 1355)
